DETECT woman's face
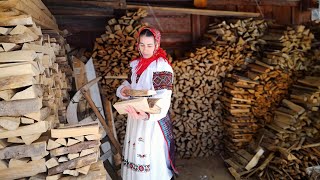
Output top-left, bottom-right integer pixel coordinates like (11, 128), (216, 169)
(139, 35), (156, 58)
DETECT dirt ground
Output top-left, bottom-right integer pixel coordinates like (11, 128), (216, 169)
(175, 156), (233, 180)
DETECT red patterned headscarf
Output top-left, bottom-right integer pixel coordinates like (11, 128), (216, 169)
(132, 27), (171, 75)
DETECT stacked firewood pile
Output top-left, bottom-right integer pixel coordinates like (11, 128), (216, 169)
(0, 8), (77, 179)
(224, 76), (320, 180)
(221, 73), (258, 151)
(262, 24), (314, 71)
(45, 122), (107, 179)
(93, 8), (148, 103)
(204, 18), (267, 67)
(172, 47), (232, 157)
(222, 61), (292, 151)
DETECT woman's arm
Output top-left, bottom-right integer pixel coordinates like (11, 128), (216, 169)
(116, 80), (131, 100)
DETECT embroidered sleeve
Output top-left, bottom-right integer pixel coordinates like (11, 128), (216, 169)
(152, 71), (173, 91)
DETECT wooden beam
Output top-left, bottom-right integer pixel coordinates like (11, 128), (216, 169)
(0, 97), (42, 116)
(127, 4), (260, 17)
(50, 140), (100, 157)
(0, 141), (47, 159)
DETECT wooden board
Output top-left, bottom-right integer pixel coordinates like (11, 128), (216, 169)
(0, 74), (37, 91)
(0, 159), (46, 179)
(0, 97), (42, 116)
(48, 152), (99, 175)
(51, 124), (99, 138)
(0, 50), (37, 63)
(0, 15), (33, 26)
(0, 121), (48, 139)
(0, 62), (39, 78)
(10, 85), (43, 100)
(50, 140), (100, 157)
(0, 141), (46, 159)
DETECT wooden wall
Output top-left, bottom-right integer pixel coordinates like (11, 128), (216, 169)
(43, 0), (315, 51)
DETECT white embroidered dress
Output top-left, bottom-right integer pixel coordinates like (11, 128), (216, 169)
(116, 57), (174, 180)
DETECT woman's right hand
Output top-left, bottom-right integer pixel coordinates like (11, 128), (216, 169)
(120, 86), (131, 97)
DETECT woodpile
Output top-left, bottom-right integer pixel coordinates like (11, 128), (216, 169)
(93, 8), (148, 103)
(224, 76), (320, 180)
(0, 3), (102, 179)
(221, 73), (258, 151)
(172, 47), (232, 158)
(262, 24), (314, 71)
(46, 122), (108, 179)
(205, 18), (267, 67)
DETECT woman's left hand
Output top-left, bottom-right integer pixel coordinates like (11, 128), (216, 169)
(125, 106), (149, 121)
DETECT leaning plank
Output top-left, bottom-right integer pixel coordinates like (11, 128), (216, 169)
(48, 152), (99, 175)
(0, 62), (39, 78)
(51, 125), (99, 138)
(0, 116), (20, 130)
(0, 50), (37, 63)
(0, 121), (48, 139)
(0, 15), (33, 26)
(0, 159), (46, 179)
(50, 140), (100, 157)
(0, 74), (37, 91)
(0, 98), (42, 116)
(0, 141), (46, 159)
(10, 85), (43, 100)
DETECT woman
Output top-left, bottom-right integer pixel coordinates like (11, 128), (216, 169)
(116, 27), (178, 180)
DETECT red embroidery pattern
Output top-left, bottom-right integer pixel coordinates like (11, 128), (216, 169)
(153, 71), (173, 90)
(123, 158), (150, 172)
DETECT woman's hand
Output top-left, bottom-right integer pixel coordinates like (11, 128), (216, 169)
(120, 86), (131, 97)
(125, 106), (149, 121)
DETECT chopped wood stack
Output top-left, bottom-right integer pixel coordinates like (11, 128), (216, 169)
(262, 24), (314, 71)
(0, 0), (58, 30)
(224, 76), (320, 180)
(221, 74), (258, 151)
(222, 61), (292, 151)
(93, 8), (148, 103)
(46, 122), (105, 179)
(171, 46), (233, 158)
(0, 11), (75, 179)
(205, 18), (267, 67)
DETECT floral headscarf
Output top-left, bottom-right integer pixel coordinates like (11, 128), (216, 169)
(132, 27), (171, 75)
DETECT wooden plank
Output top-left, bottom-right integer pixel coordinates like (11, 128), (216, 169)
(0, 159), (46, 179)
(51, 125), (100, 138)
(0, 15), (33, 26)
(72, 57), (87, 90)
(48, 152), (99, 175)
(10, 85), (43, 100)
(24, 107), (50, 121)
(0, 121), (48, 139)
(0, 50), (37, 63)
(0, 116), (20, 130)
(0, 97), (42, 116)
(50, 140), (100, 157)
(245, 147), (264, 170)
(0, 62), (39, 78)
(127, 4), (260, 17)
(0, 141), (47, 159)
(0, 74), (37, 91)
